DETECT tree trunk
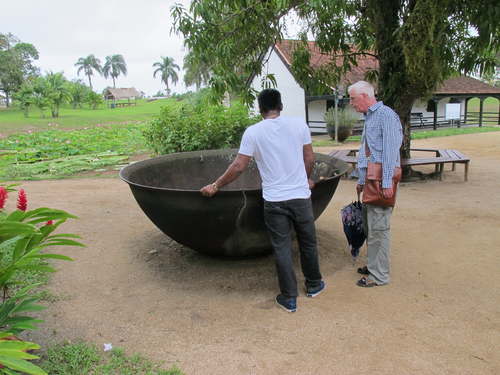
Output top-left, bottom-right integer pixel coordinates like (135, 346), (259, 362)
(367, 0), (417, 161)
(5, 91), (10, 107)
(88, 75), (93, 90)
(113, 77), (116, 88)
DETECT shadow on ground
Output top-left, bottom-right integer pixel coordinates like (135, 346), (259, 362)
(128, 228), (351, 295)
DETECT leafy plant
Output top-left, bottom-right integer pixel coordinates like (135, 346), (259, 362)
(323, 107), (359, 142)
(0, 286), (47, 374)
(0, 186), (83, 375)
(0, 187), (84, 294)
(86, 91), (104, 110)
(0, 332), (46, 375)
(0, 124), (147, 180)
(143, 101), (258, 155)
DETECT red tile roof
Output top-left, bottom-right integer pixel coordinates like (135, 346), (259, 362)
(275, 40), (378, 88)
(274, 40), (500, 96)
(434, 76), (500, 95)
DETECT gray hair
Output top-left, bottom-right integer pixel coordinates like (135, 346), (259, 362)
(348, 81), (375, 98)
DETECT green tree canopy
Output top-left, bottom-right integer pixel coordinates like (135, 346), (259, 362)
(103, 54), (127, 88)
(172, 0), (500, 158)
(183, 51), (211, 89)
(75, 54), (102, 90)
(153, 56), (180, 95)
(0, 33), (39, 107)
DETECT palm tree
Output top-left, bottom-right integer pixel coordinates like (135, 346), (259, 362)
(152, 56), (180, 95)
(44, 72), (71, 118)
(183, 52), (211, 89)
(75, 54), (102, 90)
(103, 54), (127, 88)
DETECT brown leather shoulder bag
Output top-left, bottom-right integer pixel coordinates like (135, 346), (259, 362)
(362, 141), (401, 207)
(363, 162), (402, 207)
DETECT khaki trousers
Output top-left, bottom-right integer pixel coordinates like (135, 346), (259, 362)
(362, 204), (393, 285)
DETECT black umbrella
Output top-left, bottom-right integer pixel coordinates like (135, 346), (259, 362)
(340, 200), (366, 258)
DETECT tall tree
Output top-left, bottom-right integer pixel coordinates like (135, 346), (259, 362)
(103, 54), (127, 88)
(44, 72), (71, 118)
(152, 56), (180, 95)
(172, 0), (499, 164)
(183, 51), (211, 89)
(68, 79), (90, 109)
(0, 33), (39, 107)
(75, 54), (102, 90)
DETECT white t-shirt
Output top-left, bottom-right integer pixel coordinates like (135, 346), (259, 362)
(238, 116), (312, 202)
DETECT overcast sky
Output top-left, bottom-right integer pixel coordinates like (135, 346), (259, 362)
(1, 0), (191, 96)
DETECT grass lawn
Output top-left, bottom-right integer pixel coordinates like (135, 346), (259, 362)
(0, 98), (176, 134)
(40, 342), (183, 375)
(466, 97), (499, 125)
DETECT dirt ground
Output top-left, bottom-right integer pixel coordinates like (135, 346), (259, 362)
(22, 132), (500, 375)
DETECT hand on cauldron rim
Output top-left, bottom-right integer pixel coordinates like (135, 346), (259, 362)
(200, 183), (218, 197)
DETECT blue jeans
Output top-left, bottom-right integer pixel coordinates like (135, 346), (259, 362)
(263, 198), (322, 298)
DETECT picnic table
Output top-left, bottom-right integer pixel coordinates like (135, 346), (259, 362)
(329, 148), (470, 181)
(114, 102), (136, 108)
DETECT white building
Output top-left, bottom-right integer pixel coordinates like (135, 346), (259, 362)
(251, 40), (500, 133)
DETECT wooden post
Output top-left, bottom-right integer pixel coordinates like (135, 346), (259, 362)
(479, 97), (484, 127)
(463, 97), (469, 124)
(497, 98), (500, 125)
(433, 99), (438, 130)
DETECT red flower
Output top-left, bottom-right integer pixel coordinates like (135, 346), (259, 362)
(45, 220), (54, 226)
(0, 187), (7, 210)
(17, 189), (27, 211)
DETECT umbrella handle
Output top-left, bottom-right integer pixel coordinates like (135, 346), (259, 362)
(357, 190), (361, 202)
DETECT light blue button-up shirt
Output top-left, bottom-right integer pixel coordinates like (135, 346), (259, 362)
(357, 101), (403, 188)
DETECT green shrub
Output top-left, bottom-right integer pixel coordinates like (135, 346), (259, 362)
(143, 101), (259, 155)
(0, 185), (83, 375)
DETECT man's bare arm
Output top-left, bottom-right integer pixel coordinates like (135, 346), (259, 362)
(303, 144), (315, 178)
(200, 154), (251, 197)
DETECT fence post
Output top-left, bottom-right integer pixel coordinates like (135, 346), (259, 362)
(433, 99), (438, 130)
(464, 97), (469, 124)
(479, 98), (484, 127)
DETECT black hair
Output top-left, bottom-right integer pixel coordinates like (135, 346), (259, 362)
(257, 89), (283, 114)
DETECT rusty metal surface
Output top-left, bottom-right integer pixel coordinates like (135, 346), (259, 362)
(120, 149), (349, 257)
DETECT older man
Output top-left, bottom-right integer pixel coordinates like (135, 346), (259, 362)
(348, 81), (403, 287)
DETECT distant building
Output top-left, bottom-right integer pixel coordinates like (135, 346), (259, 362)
(103, 87), (141, 108)
(251, 40), (500, 132)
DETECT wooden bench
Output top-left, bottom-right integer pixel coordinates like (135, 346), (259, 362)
(329, 148), (470, 181)
(114, 102), (136, 108)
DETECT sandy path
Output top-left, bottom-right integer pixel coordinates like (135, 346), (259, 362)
(22, 132), (500, 374)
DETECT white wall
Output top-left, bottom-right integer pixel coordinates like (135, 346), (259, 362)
(251, 49), (306, 120)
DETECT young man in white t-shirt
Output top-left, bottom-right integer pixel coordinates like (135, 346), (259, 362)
(200, 89), (324, 312)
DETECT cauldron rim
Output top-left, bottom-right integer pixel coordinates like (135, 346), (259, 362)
(119, 149), (345, 193)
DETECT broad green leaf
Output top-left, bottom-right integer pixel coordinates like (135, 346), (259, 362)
(0, 356), (47, 375)
(26, 254), (73, 261)
(5, 211), (25, 222)
(46, 233), (82, 239)
(41, 239), (85, 247)
(13, 238), (31, 262)
(0, 349), (38, 360)
(0, 222), (37, 237)
(11, 298), (45, 314)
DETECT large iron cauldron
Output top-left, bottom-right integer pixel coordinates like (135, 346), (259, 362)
(120, 149), (349, 257)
